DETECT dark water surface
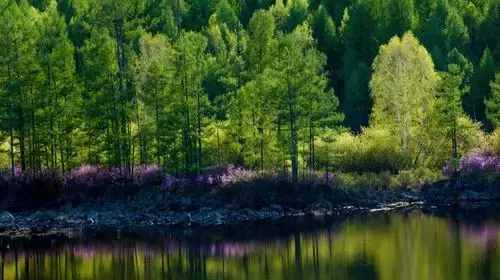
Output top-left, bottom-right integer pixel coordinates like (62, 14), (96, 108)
(1, 208), (499, 280)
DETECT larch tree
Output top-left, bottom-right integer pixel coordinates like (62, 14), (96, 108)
(0, 1), (40, 174)
(246, 9), (276, 171)
(174, 31), (210, 173)
(134, 33), (175, 166)
(435, 64), (468, 160)
(486, 73), (500, 129)
(37, 0), (78, 172)
(271, 24), (341, 183)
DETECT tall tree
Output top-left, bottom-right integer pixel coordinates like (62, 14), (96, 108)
(271, 24), (341, 182)
(370, 32), (438, 156)
(435, 64), (468, 160)
(174, 31), (210, 173)
(0, 1), (40, 174)
(134, 33), (175, 166)
(486, 73), (500, 129)
(246, 9), (276, 170)
(37, 0), (78, 172)
(466, 48), (496, 126)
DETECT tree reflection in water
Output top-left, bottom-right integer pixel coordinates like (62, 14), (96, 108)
(0, 209), (499, 280)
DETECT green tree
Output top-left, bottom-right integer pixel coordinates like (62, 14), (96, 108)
(80, 28), (117, 165)
(246, 9), (276, 170)
(435, 64), (468, 160)
(37, 0), (78, 172)
(486, 73), (500, 128)
(271, 24), (341, 182)
(466, 48), (496, 125)
(0, 1), (40, 174)
(134, 33), (175, 166)
(370, 32), (438, 156)
(174, 31), (210, 173)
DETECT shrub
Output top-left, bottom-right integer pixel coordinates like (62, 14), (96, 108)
(423, 116), (487, 169)
(488, 128), (500, 155)
(459, 152), (500, 174)
(335, 172), (392, 190)
(390, 168), (444, 189)
(133, 164), (164, 186)
(163, 165), (259, 195)
(0, 170), (63, 209)
(332, 128), (409, 173)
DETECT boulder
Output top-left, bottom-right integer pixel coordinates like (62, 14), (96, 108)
(0, 211), (15, 224)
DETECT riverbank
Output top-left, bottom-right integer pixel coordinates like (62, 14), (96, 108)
(0, 175), (498, 238)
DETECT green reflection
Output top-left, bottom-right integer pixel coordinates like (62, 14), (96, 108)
(1, 211), (499, 280)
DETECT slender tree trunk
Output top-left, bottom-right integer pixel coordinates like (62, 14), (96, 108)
(181, 66), (191, 172)
(114, 19), (127, 170)
(217, 125), (222, 167)
(19, 111), (26, 172)
(452, 121), (458, 160)
(9, 122), (15, 177)
(287, 83), (298, 183)
(196, 89), (202, 173)
(154, 89), (161, 165)
(259, 126), (264, 171)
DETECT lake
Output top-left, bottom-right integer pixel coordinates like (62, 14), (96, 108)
(1, 207), (499, 280)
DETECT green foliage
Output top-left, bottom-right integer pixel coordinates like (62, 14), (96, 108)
(489, 128), (500, 155)
(370, 32), (438, 154)
(0, 0), (499, 182)
(389, 168), (444, 189)
(332, 128), (409, 173)
(466, 48), (496, 127)
(486, 73), (500, 128)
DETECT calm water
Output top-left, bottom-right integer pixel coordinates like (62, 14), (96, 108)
(1, 208), (499, 280)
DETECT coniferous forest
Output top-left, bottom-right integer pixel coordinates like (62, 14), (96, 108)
(0, 0), (499, 185)
(1, 3), (500, 278)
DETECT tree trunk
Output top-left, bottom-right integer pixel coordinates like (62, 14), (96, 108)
(287, 84), (298, 183)
(9, 123), (15, 176)
(196, 89), (202, 173)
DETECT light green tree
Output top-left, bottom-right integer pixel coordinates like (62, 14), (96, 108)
(370, 32), (438, 155)
(434, 64), (467, 160)
(134, 33), (175, 165)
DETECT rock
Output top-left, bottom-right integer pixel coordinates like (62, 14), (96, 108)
(0, 211), (15, 224)
(30, 210), (58, 222)
(459, 191), (489, 201)
(191, 210), (225, 226)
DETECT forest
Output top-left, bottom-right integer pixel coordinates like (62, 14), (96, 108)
(0, 0), (499, 185)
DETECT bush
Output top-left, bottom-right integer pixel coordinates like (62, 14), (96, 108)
(335, 172), (392, 190)
(133, 164), (164, 186)
(64, 164), (164, 199)
(423, 116), (487, 169)
(390, 168), (444, 189)
(332, 128), (409, 173)
(0, 170), (63, 209)
(458, 152), (500, 174)
(488, 128), (500, 155)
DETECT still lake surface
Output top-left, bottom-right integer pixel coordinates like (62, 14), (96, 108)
(0, 207), (499, 280)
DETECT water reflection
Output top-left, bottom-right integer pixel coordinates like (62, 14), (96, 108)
(1, 210), (499, 280)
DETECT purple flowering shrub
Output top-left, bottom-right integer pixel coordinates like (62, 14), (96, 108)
(0, 170), (63, 209)
(64, 164), (164, 199)
(161, 165), (258, 194)
(133, 164), (164, 186)
(64, 165), (118, 198)
(443, 152), (500, 177)
(442, 151), (500, 189)
(459, 152), (500, 174)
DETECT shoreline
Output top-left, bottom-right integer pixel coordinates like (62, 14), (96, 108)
(1, 184), (498, 239)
